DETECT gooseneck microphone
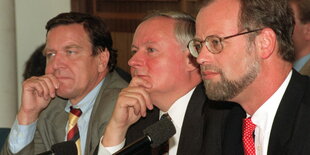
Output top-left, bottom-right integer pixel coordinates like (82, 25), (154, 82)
(37, 141), (77, 155)
(113, 116), (176, 155)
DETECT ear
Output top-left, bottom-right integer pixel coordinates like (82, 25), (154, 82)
(255, 28), (276, 59)
(303, 23), (310, 40)
(97, 48), (110, 73)
(184, 49), (199, 71)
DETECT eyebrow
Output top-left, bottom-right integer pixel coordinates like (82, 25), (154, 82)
(131, 45), (138, 49)
(64, 44), (83, 50)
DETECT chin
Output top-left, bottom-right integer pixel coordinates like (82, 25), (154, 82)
(56, 89), (73, 100)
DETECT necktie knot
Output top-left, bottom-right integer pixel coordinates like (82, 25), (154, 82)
(160, 113), (171, 120)
(242, 117), (256, 155)
(70, 106), (82, 117)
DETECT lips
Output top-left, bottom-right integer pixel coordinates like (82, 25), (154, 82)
(201, 70), (219, 79)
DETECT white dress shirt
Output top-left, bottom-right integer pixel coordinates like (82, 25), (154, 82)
(251, 71), (292, 155)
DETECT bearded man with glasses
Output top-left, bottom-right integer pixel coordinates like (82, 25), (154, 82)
(191, 0), (310, 154)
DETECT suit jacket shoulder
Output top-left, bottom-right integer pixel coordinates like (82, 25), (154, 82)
(268, 70), (310, 155)
(221, 70), (310, 155)
(0, 71), (128, 155)
(300, 59), (310, 76)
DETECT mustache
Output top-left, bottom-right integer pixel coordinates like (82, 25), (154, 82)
(200, 65), (222, 74)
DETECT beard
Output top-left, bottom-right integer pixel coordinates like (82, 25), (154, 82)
(201, 53), (259, 101)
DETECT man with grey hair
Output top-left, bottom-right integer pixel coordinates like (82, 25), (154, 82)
(97, 11), (228, 155)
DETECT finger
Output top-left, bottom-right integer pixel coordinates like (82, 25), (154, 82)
(129, 77), (152, 89)
(44, 74), (60, 89)
(37, 79), (50, 100)
(40, 75), (58, 98)
(123, 87), (153, 111)
(120, 95), (142, 116)
(123, 92), (147, 117)
(26, 79), (44, 98)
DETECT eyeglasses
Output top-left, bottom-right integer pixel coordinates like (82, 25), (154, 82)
(187, 28), (263, 57)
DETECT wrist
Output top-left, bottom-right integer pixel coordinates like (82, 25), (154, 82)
(17, 109), (39, 125)
(102, 121), (129, 147)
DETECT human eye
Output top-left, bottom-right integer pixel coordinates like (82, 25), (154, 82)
(66, 50), (77, 55)
(210, 37), (221, 47)
(207, 36), (223, 53)
(193, 41), (202, 51)
(45, 51), (55, 59)
(131, 49), (137, 55)
(146, 47), (156, 53)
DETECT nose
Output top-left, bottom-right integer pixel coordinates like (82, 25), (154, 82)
(128, 51), (144, 68)
(196, 45), (213, 65)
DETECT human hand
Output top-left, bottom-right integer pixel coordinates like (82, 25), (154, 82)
(17, 74), (59, 125)
(102, 77), (153, 147)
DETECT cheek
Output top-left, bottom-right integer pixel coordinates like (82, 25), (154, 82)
(44, 64), (52, 74)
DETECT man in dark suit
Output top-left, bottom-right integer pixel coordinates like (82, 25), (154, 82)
(0, 12), (128, 155)
(188, 0), (310, 154)
(289, 0), (310, 76)
(97, 11), (228, 155)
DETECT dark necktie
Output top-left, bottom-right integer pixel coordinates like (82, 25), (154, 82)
(158, 113), (170, 155)
(242, 117), (256, 155)
(67, 106), (82, 155)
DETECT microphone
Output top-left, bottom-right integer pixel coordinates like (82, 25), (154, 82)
(37, 141), (77, 155)
(113, 116), (176, 155)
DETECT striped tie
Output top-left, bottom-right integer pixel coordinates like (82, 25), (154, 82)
(67, 106), (82, 155)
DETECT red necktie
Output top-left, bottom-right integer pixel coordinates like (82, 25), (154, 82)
(67, 107), (82, 155)
(242, 117), (256, 155)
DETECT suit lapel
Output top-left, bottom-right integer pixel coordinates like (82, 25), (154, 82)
(222, 105), (245, 155)
(177, 84), (206, 155)
(268, 70), (310, 154)
(85, 72), (128, 154)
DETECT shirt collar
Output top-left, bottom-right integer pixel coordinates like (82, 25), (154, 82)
(65, 79), (105, 114)
(251, 70), (292, 127)
(293, 53), (310, 71)
(160, 87), (195, 129)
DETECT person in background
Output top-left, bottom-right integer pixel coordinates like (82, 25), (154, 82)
(1, 12), (128, 155)
(23, 44), (46, 80)
(98, 11), (229, 155)
(289, 0), (310, 76)
(190, 0), (310, 154)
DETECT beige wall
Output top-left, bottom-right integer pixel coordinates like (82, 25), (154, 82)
(0, 0), (70, 128)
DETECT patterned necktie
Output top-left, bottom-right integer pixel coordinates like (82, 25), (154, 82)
(242, 117), (256, 155)
(67, 106), (82, 155)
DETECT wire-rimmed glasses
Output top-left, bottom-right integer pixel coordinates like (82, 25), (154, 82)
(187, 28), (263, 57)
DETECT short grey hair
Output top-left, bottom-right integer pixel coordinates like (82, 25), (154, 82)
(143, 11), (196, 50)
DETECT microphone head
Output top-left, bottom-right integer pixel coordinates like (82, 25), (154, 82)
(143, 116), (176, 148)
(51, 141), (77, 155)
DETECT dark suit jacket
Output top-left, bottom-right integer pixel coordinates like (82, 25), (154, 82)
(221, 70), (310, 155)
(0, 71), (128, 155)
(124, 83), (233, 155)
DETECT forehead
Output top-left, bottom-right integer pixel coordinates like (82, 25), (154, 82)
(132, 17), (177, 44)
(196, 0), (240, 38)
(46, 24), (91, 46)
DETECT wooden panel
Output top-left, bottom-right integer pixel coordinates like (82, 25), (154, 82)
(111, 32), (134, 72)
(71, 0), (200, 72)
